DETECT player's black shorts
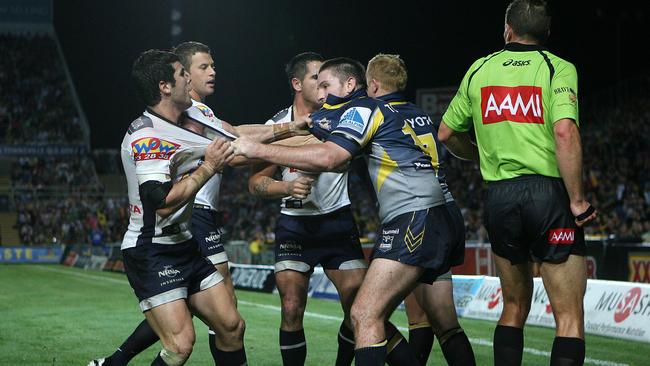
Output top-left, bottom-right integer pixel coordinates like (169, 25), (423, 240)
(192, 207), (228, 265)
(371, 203), (465, 284)
(274, 206), (367, 274)
(485, 174), (586, 264)
(123, 239), (223, 311)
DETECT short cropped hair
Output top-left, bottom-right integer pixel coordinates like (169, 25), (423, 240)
(172, 41), (211, 70)
(285, 52), (324, 91)
(319, 57), (366, 89)
(505, 0), (551, 44)
(366, 54), (408, 93)
(132, 49), (179, 106)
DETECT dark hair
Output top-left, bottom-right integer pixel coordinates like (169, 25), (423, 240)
(505, 0), (551, 44)
(319, 57), (367, 89)
(132, 49), (179, 106)
(285, 52), (324, 91)
(172, 41), (211, 70)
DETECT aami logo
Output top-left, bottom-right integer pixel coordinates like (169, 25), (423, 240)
(481, 86), (543, 124)
(132, 137), (180, 160)
(548, 228), (575, 245)
(614, 287), (642, 323)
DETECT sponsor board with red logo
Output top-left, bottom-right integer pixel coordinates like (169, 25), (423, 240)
(628, 253), (650, 283)
(462, 276), (650, 343)
(480, 85), (544, 124)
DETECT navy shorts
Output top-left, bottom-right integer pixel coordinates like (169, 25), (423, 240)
(122, 239), (223, 311)
(192, 208), (228, 265)
(274, 207), (367, 273)
(485, 174), (586, 265)
(372, 203), (465, 284)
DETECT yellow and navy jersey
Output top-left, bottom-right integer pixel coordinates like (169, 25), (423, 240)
(377, 92), (453, 203)
(310, 89), (445, 223)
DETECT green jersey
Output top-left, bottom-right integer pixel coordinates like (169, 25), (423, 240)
(443, 42), (579, 181)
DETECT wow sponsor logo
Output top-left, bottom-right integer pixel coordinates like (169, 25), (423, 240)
(195, 103), (215, 119)
(480, 85), (543, 124)
(132, 137), (180, 160)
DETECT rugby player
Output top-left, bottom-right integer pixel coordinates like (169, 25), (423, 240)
(366, 53), (476, 366)
(248, 52), (366, 366)
(118, 49), (246, 366)
(89, 42), (310, 366)
(233, 57), (464, 366)
(438, 1), (597, 365)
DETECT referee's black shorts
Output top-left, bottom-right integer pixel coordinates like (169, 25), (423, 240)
(485, 174), (585, 265)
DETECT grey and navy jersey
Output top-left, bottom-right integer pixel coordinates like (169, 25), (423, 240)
(378, 92), (454, 203)
(184, 100), (231, 211)
(266, 106), (351, 216)
(310, 89), (445, 223)
(121, 109), (212, 249)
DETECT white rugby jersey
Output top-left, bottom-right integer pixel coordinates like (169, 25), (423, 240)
(185, 99), (234, 211)
(266, 106), (350, 216)
(121, 109), (213, 249)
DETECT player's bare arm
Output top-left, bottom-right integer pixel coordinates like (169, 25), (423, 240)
(157, 138), (233, 218)
(233, 136), (350, 172)
(553, 118), (597, 226)
(217, 116), (312, 143)
(438, 121), (480, 163)
(248, 162), (314, 199)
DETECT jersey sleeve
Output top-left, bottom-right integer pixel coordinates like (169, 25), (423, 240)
(442, 59), (482, 132)
(549, 61), (579, 126)
(327, 105), (379, 156)
(129, 130), (176, 184)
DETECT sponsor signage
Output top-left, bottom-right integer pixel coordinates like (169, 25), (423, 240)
(0, 144), (88, 156)
(628, 253), (650, 283)
(229, 263), (275, 293)
(0, 246), (63, 263)
(451, 275), (484, 317)
(480, 85), (544, 124)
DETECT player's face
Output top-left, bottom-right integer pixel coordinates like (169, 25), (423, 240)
(300, 61), (323, 107)
(188, 52), (216, 98)
(317, 69), (347, 103)
(170, 61), (192, 109)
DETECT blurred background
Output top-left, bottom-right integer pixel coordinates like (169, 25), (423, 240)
(0, 0), (648, 282)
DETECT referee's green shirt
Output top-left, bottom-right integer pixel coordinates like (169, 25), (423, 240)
(443, 42), (579, 182)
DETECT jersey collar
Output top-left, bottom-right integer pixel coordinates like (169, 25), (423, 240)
(376, 92), (406, 103)
(323, 88), (368, 109)
(145, 107), (179, 125)
(504, 42), (548, 52)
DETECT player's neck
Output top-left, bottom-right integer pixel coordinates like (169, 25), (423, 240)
(150, 99), (184, 124)
(190, 90), (204, 102)
(292, 95), (318, 118)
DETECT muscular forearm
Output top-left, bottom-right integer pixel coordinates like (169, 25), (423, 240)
(157, 163), (216, 218)
(233, 122), (302, 143)
(555, 123), (585, 203)
(443, 132), (479, 162)
(248, 175), (290, 198)
(253, 143), (343, 172)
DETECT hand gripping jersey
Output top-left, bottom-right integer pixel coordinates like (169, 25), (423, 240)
(184, 99), (235, 211)
(310, 89), (445, 224)
(120, 109), (223, 249)
(443, 42), (580, 182)
(377, 92), (454, 203)
(266, 106), (350, 216)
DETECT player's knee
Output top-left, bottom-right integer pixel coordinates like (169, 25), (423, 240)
(350, 301), (378, 329)
(159, 346), (190, 366)
(281, 297), (305, 323)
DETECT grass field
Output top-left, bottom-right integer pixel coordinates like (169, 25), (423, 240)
(1, 265), (648, 366)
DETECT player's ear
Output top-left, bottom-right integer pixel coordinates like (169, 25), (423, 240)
(291, 77), (302, 93)
(159, 80), (171, 96)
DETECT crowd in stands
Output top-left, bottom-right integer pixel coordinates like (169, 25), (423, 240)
(0, 34), (83, 144)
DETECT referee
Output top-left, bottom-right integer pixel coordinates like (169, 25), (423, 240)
(438, 1), (596, 365)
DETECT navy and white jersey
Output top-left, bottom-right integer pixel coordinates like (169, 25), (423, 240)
(310, 89), (445, 223)
(377, 92), (454, 203)
(266, 106), (350, 216)
(184, 100), (235, 211)
(121, 109), (212, 249)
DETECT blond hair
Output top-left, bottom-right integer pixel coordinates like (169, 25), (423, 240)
(366, 54), (408, 92)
